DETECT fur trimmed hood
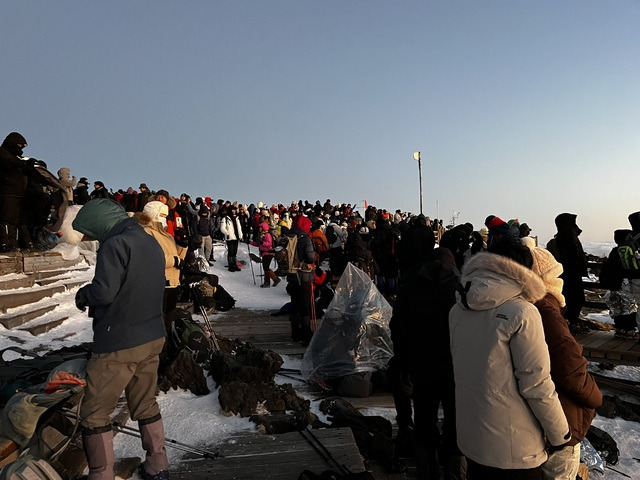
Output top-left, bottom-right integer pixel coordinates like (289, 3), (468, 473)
(459, 252), (546, 310)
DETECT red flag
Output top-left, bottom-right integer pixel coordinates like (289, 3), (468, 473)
(364, 199), (368, 209)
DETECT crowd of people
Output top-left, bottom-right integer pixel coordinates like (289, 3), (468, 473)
(6, 131), (640, 479)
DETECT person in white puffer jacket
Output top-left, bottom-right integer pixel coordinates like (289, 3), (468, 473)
(449, 239), (571, 480)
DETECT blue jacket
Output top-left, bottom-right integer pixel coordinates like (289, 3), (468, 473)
(73, 199), (166, 353)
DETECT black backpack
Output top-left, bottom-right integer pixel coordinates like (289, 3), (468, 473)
(0, 345), (91, 408)
(213, 284), (236, 311)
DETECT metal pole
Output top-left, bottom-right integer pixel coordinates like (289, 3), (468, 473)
(414, 151), (423, 215)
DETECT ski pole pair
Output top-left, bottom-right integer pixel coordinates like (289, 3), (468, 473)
(112, 422), (219, 460)
(190, 283), (220, 351)
(62, 409), (219, 460)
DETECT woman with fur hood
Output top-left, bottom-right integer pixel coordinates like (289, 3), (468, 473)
(526, 244), (602, 480)
(449, 240), (570, 480)
(135, 201), (187, 326)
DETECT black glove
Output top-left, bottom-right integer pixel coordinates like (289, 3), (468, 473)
(173, 256), (184, 268)
(75, 287), (89, 311)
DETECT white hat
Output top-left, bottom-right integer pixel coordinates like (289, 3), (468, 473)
(143, 201), (169, 222)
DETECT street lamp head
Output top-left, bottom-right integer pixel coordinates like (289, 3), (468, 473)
(413, 151), (421, 161)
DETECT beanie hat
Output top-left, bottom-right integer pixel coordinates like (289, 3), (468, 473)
(261, 222), (269, 232)
(139, 183), (148, 190)
(143, 201), (169, 222)
(529, 246), (565, 307)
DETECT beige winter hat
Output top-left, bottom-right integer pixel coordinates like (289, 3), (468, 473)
(529, 246), (565, 307)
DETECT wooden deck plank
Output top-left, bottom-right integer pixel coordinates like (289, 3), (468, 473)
(578, 330), (640, 366)
(171, 428), (364, 480)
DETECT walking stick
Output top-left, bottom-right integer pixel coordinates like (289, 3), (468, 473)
(310, 283), (317, 332)
(190, 284), (220, 351)
(112, 422), (220, 459)
(247, 242), (256, 285)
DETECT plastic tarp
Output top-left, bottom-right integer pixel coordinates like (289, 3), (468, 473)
(301, 262), (393, 381)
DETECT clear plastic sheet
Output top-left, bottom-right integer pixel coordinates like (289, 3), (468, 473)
(604, 279), (638, 316)
(580, 437), (605, 475)
(301, 262), (394, 381)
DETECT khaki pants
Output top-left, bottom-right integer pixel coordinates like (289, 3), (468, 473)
(81, 337), (165, 429)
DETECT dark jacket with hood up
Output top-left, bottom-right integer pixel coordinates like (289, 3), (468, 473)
(390, 247), (459, 377)
(73, 199), (166, 354)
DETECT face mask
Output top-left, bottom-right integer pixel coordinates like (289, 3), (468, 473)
(159, 217), (167, 229)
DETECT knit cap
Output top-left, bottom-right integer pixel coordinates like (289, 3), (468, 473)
(143, 201), (169, 222)
(529, 246), (565, 307)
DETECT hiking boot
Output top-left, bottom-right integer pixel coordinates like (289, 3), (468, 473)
(261, 281), (270, 288)
(570, 324), (590, 335)
(138, 464), (170, 480)
(272, 276), (281, 287)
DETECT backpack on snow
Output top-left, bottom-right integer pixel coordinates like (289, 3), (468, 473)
(325, 225), (338, 245)
(213, 284), (236, 311)
(170, 308), (214, 363)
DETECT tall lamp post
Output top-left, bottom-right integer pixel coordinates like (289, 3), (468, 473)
(413, 151), (423, 215)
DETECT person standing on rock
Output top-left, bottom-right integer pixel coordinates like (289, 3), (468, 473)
(72, 198), (171, 480)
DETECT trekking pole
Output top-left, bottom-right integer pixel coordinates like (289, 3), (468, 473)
(309, 283), (317, 332)
(247, 242), (256, 285)
(190, 284), (220, 351)
(298, 425), (351, 476)
(605, 465), (631, 478)
(112, 422), (220, 460)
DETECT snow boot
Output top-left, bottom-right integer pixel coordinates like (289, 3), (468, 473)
(81, 426), (114, 480)
(268, 271), (281, 287)
(138, 416), (170, 478)
(261, 278), (270, 288)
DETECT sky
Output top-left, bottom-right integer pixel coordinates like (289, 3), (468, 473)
(2, 1), (639, 243)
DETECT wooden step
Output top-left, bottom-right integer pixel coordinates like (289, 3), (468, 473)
(36, 277), (88, 289)
(0, 276), (35, 291)
(20, 317), (68, 335)
(22, 253), (85, 274)
(0, 253), (21, 275)
(0, 285), (66, 313)
(30, 266), (89, 282)
(0, 304), (57, 329)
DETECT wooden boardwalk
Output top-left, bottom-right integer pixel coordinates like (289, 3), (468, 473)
(171, 428), (365, 479)
(575, 330), (640, 366)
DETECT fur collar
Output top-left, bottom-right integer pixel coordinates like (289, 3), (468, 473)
(461, 252), (546, 305)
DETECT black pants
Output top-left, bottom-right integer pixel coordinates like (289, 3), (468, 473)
(227, 239), (239, 258)
(467, 459), (542, 480)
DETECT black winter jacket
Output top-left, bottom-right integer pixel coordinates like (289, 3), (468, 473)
(76, 213), (166, 353)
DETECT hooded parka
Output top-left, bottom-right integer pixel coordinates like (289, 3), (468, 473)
(449, 252), (570, 470)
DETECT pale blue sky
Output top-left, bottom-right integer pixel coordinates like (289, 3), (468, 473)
(2, 1), (638, 242)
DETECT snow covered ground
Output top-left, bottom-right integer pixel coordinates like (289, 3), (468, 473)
(1, 240), (638, 479)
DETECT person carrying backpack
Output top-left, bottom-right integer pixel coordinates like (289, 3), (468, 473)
(72, 199), (171, 480)
(287, 214), (317, 345)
